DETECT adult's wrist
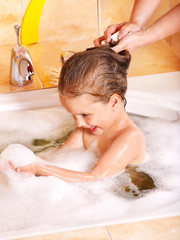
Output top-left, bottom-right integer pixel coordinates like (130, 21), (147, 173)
(130, 16), (146, 30)
(139, 27), (156, 47)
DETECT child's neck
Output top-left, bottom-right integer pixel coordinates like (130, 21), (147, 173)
(109, 109), (131, 132)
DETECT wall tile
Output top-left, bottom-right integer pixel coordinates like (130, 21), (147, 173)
(38, 0), (98, 42)
(0, 0), (23, 45)
(98, 0), (134, 35)
(0, 0), (98, 46)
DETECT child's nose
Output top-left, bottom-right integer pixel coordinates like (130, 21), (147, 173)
(76, 116), (86, 128)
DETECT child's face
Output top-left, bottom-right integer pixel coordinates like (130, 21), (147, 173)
(60, 94), (118, 135)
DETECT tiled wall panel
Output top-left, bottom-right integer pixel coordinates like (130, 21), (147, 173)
(0, 0), (22, 45)
(39, 0), (97, 42)
(0, 0), (98, 46)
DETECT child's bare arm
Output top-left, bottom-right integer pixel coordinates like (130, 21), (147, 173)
(58, 127), (84, 150)
(90, 129), (146, 178)
(11, 129), (145, 182)
(37, 127), (84, 161)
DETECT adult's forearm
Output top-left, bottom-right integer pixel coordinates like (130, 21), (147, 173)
(141, 4), (180, 46)
(130, 0), (161, 28)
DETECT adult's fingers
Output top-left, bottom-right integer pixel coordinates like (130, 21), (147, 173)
(118, 23), (140, 39)
(104, 25), (119, 42)
(93, 35), (105, 46)
(104, 23), (127, 42)
(112, 32), (142, 53)
(111, 43), (124, 53)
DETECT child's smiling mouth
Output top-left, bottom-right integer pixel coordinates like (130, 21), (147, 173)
(89, 126), (98, 132)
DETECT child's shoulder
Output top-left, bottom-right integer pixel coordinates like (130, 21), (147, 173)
(115, 124), (145, 147)
(113, 125), (146, 164)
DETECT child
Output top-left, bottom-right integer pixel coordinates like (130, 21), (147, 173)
(11, 47), (146, 182)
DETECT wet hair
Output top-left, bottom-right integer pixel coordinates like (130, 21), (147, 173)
(58, 46), (131, 106)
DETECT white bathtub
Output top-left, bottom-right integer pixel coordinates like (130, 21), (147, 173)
(0, 71), (179, 240)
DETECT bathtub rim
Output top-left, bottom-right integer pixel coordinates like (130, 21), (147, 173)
(0, 197), (180, 240)
(0, 71), (179, 121)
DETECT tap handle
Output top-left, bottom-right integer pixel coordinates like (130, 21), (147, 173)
(14, 24), (21, 46)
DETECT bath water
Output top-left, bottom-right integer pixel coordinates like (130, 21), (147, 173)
(0, 106), (180, 235)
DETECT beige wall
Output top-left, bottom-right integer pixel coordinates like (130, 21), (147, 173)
(0, 0), (98, 46)
(0, 0), (22, 45)
(39, 0), (97, 42)
(98, 0), (134, 35)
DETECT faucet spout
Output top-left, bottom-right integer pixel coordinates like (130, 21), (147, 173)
(9, 25), (35, 87)
(14, 24), (21, 46)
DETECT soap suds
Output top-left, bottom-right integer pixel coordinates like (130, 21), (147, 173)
(0, 106), (179, 236)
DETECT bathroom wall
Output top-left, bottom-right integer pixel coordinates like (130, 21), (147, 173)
(0, 0), (98, 46)
(0, 0), (22, 45)
(39, 0), (97, 43)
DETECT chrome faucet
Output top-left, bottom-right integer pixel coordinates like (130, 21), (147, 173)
(9, 25), (35, 86)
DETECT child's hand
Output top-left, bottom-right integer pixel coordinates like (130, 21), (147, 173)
(0, 164), (5, 171)
(9, 161), (42, 176)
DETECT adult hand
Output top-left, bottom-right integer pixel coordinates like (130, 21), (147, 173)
(94, 22), (140, 46)
(111, 30), (146, 53)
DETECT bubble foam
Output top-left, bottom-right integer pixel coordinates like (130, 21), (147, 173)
(0, 107), (179, 235)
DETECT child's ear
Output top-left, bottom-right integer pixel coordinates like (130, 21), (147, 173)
(109, 94), (120, 111)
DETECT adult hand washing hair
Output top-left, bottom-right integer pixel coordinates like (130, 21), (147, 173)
(94, 1), (180, 53)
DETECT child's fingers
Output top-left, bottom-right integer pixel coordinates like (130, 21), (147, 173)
(8, 161), (32, 173)
(0, 164), (5, 171)
(8, 161), (22, 172)
(19, 164), (32, 172)
(19, 163), (39, 175)
(8, 161), (16, 169)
